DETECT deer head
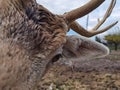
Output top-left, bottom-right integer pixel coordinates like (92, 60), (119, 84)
(0, 0), (118, 89)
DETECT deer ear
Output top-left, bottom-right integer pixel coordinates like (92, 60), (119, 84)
(62, 35), (109, 60)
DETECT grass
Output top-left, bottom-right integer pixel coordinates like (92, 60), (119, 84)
(37, 50), (120, 90)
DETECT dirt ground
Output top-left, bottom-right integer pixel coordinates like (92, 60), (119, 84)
(37, 50), (120, 90)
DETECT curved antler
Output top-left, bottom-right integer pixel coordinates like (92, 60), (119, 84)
(92, 0), (116, 30)
(63, 0), (105, 23)
(69, 0), (118, 37)
(70, 21), (118, 37)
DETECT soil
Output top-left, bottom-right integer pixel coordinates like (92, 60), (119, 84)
(37, 50), (120, 90)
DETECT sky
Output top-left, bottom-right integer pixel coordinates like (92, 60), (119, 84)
(36, 0), (120, 39)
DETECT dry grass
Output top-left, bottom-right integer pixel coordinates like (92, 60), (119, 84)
(37, 50), (120, 90)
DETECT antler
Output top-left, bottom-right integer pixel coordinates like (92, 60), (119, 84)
(63, 0), (105, 23)
(69, 0), (118, 37)
(92, 0), (116, 30)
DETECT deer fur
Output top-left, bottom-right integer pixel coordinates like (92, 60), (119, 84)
(0, 0), (68, 89)
(0, 0), (117, 89)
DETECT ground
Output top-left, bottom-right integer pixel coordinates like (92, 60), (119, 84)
(37, 50), (120, 90)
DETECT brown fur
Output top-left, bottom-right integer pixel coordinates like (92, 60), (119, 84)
(0, 0), (68, 89)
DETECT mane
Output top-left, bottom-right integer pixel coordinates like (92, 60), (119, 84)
(0, 0), (66, 54)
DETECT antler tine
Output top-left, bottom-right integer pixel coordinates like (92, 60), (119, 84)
(107, 0), (116, 17)
(63, 0), (105, 24)
(91, 21), (118, 36)
(69, 21), (118, 37)
(92, 0), (116, 31)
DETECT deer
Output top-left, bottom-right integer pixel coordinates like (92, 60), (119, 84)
(0, 0), (118, 90)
